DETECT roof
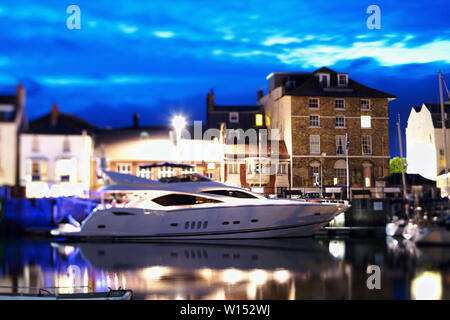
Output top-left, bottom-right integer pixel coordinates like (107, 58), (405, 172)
(381, 173), (436, 186)
(269, 67), (396, 99)
(0, 95), (18, 122)
(139, 162), (195, 169)
(27, 112), (99, 135)
(422, 102), (450, 128)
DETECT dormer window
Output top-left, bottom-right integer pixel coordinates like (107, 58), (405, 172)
(338, 74), (348, 87)
(229, 112), (239, 123)
(316, 73), (330, 88)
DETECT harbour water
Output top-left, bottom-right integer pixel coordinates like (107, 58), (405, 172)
(0, 236), (449, 300)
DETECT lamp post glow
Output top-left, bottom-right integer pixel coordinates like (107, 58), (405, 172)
(172, 115), (186, 163)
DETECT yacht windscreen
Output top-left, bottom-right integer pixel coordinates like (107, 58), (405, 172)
(202, 190), (258, 199)
(159, 173), (211, 183)
(152, 194), (222, 206)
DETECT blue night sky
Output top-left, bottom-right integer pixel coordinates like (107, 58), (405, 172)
(0, 0), (449, 157)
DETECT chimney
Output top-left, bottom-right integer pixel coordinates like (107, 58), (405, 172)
(50, 104), (59, 126)
(207, 89), (215, 111)
(133, 113), (140, 128)
(257, 86), (263, 101)
(17, 83), (25, 108)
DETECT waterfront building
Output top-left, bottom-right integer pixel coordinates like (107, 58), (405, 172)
(0, 84), (27, 187)
(259, 67), (396, 198)
(206, 90), (290, 195)
(92, 118), (223, 191)
(19, 104), (97, 198)
(406, 101), (450, 182)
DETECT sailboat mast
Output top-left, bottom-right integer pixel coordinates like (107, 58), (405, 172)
(397, 114), (407, 200)
(439, 71), (449, 197)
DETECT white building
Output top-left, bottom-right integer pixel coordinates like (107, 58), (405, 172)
(19, 105), (97, 198)
(0, 84), (27, 187)
(406, 101), (450, 182)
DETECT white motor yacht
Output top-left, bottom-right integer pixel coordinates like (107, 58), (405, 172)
(51, 171), (350, 240)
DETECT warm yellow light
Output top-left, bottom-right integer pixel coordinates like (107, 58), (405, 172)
(142, 266), (167, 280)
(222, 268), (243, 284)
(361, 115), (371, 128)
(249, 269), (268, 285)
(265, 115), (270, 127)
(255, 114), (263, 126)
(273, 269), (290, 283)
(411, 271), (442, 300)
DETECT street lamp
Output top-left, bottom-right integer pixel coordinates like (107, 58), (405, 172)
(321, 152), (326, 198)
(171, 115), (186, 163)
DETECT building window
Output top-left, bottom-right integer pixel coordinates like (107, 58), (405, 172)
(228, 163), (239, 174)
(361, 99), (370, 110)
(363, 162), (373, 187)
(361, 116), (371, 128)
(309, 115), (320, 127)
(310, 135), (320, 155)
(310, 162), (320, 186)
(338, 74), (348, 87)
(137, 168), (151, 179)
(334, 168), (347, 185)
(309, 98), (319, 109)
(255, 114), (263, 126)
(440, 149), (445, 167)
(318, 74), (329, 88)
(335, 116), (345, 128)
(30, 160), (47, 182)
(335, 99), (345, 110)
(116, 163), (132, 174)
(55, 158), (76, 182)
(362, 136), (372, 155)
(159, 166), (175, 179)
(336, 135), (346, 155)
(32, 136), (39, 152)
(229, 112), (239, 123)
(206, 172), (216, 180)
(63, 137), (70, 153)
(277, 163), (287, 175)
(181, 166), (195, 175)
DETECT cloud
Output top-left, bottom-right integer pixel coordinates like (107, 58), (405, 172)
(262, 35), (303, 46)
(153, 31), (176, 38)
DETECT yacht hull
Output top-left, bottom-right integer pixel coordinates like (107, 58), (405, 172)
(53, 202), (348, 240)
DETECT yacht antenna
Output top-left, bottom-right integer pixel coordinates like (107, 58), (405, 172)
(439, 71), (449, 197)
(397, 114), (407, 200)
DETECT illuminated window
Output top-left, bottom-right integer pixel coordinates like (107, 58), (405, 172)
(310, 135), (320, 155)
(362, 136), (372, 155)
(55, 158), (76, 182)
(334, 160), (347, 185)
(309, 115), (320, 127)
(363, 163), (372, 187)
(158, 166), (174, 179)
(335, 116), (345, 128)
(309, 98), (319, 109)
(361, 116), (371, 128)
(361, 99), (370, 110)
(116, 163), (131, 174)
(255, 114), (263, 126)
(229, 112), (239, 123)
(335, 99), (345, 109)
(228, 163), (239, 174)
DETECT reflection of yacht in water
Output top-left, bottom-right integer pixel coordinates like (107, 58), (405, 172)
(63, 239), (337, 272)
(51, 171), (349, 240)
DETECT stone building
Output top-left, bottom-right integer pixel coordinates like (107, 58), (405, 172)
(259, 67), (396, 198)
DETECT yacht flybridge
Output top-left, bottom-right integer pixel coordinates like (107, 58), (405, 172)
(51, 171), (350, 240)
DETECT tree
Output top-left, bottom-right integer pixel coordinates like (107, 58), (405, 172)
(390, 157), (407, 174)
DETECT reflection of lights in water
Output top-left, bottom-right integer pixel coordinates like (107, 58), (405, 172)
(329, 212), (345, 227)
(246, 283), (257, 299)
(114, 274), (119, 289)
(215, 289), (226, 300)
(142, 266), (167, 281)
(386, 237), (399, 251)
(198, 268), (213, 282)
(328, 240), (345, 259)
(411, 271), (442, 300)
(273, 269), (290, 284)
(249, 269), (267, 285)
(175, 294), (184, 300)
(63, 245), (75, 257)
(222, 268), (243, 284)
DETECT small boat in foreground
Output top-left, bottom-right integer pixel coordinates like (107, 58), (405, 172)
(51, 171), (350, 240)
(0, 288), (133, 300)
